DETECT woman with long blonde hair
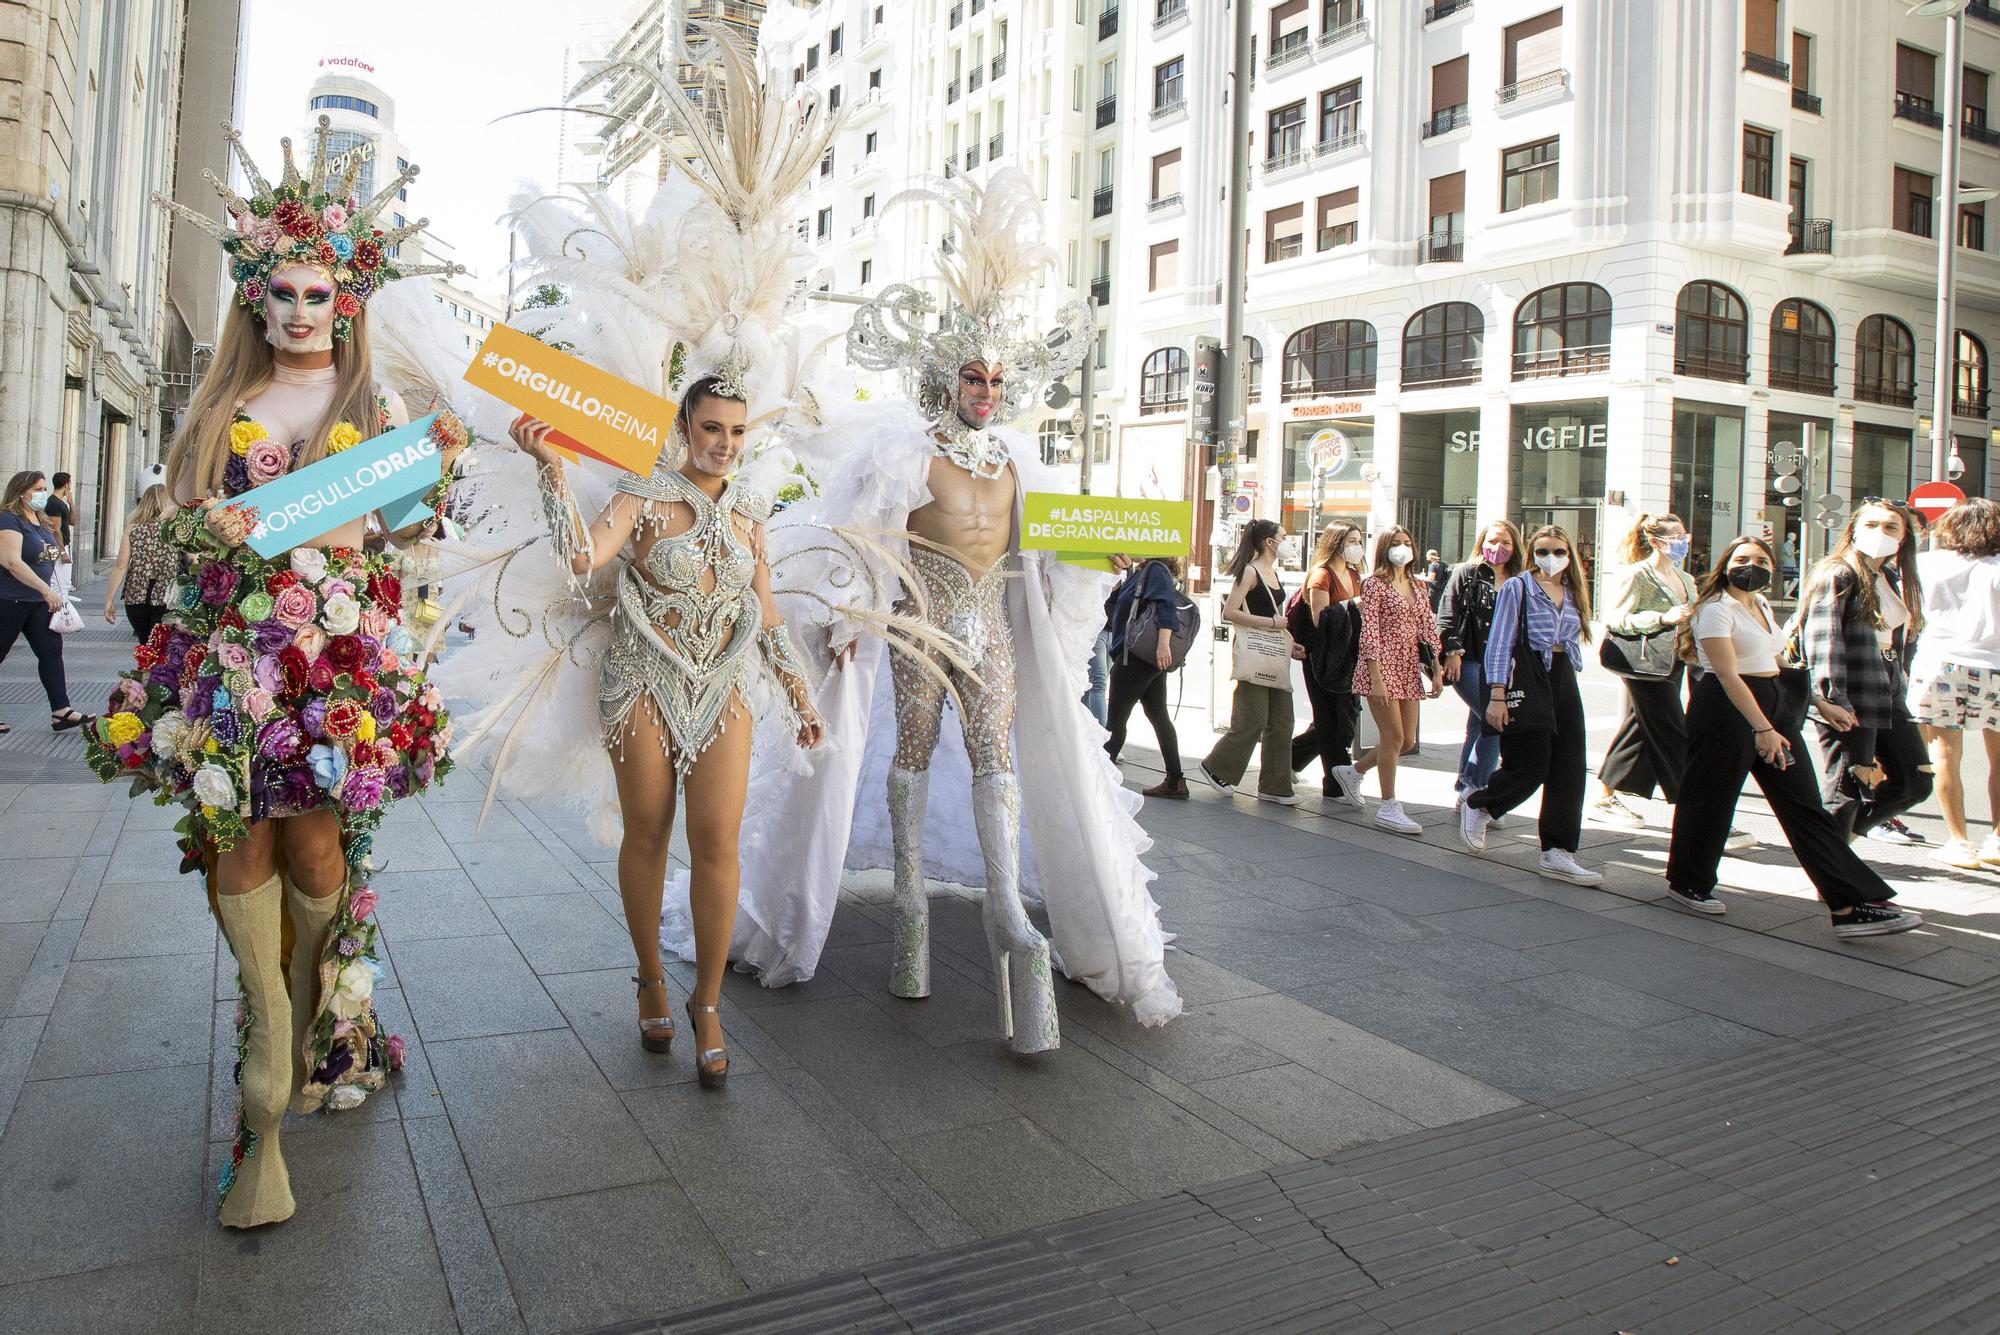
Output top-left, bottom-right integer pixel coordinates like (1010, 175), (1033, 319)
(1434, 518), (1524, 802)
(1289, 521), (1367, 799)
(100, 483), (179, 640)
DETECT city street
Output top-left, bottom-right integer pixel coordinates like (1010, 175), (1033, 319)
(2, 596), (1996, 1333)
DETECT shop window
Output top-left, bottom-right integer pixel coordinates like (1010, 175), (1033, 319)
(1512, 283), (1611, 380)
(1769, 298), (1835, 395)
(1854, 315), (1917, 407)
(1283, 320), (1376, 399)
(1956, 330), (1990, 418)
(1402, 302), (1483, 388)
(1674, 281), (1749, 383)
(1671, 403), (1746, 579)
(1139, 347), (1190, 414)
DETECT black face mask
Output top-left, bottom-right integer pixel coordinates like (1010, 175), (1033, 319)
(1725, 565), (1772, 593)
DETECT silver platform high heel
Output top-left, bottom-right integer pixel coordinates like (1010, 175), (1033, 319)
(686, 1001), (728, 1089)
(973, 772), (1059, 1054)
(633, 975), (676, 1053)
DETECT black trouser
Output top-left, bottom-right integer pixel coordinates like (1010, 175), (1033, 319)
(1104, 654), (1182, 780)
(0, 599), (70, 711)
(126, 602), (167, 641)
(1469, 653), (1587, 852)
(1814, 707), (1933, 841)
(1598, 665), (1689, 802)
(1667, 674), (1895, 911)
(1290, 669), (1360, 780)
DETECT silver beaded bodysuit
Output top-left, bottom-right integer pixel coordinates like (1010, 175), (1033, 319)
(889, 545), (1016, 775)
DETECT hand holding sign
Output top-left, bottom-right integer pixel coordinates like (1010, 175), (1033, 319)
(464, 323), (676, 476)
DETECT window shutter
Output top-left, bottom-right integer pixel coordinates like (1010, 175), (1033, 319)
(1898, 44), (1937, 99)
(1152, 149), (1181, 198)
(1432, 56), (1469, 111)
(1149, 239), (1179, 290)
(1267, 202), (1305, 246)
(1429, 171), (1466, 219)
(1503, 10), (1563, 85)
(1318, 188), (1360, 231)
(1744, 0), (1779, 59)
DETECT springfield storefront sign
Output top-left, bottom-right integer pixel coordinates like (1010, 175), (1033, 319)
(1450, 422), (1610, 453)
(1020, 493), (1193, 568)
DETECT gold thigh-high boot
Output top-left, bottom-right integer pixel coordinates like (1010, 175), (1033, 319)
(215, 874), (296, 1227)
(284, 877), (342, 1114)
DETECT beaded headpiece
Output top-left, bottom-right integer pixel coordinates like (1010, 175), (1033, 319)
(848, 169), (1094, 426)
(154, 117), (463, 342)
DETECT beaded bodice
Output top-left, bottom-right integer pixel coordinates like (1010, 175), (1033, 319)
(624, 469), (760, 656)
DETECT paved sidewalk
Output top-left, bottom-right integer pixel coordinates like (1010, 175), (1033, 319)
(0, 595), (1996, 1333)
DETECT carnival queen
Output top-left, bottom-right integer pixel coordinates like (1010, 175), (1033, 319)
(83, 120), (464, 1228)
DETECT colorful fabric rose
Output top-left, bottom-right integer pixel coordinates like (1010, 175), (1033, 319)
(323, 636), (367, 676)
(270, 583), (316, 630)
(229, 419), (269, 456)
(222, 455), (251, 494)
(359, 607), (390, 641)
(245, 438), (289, 486)
(251, 653), (284, 695)
(196, 562), (239, 607)
(278, 646), (310, 698)
(292, 624), (328, 661)
(307, 659), (337, 693)
(242, 687), (276, 722)
(339, 764), (387, 810)
(241, 276), (266, 303)
(321, 592), (361, 635)
(251, 218), (284, 252)
(273, 198), (316, 238)
(307, 743), (348, 791)
(320, 202), (349, 232)
(110, 679), (147, 713)
(324, 699), (365, 740)
(352, 239), (383, 272)
(256, 716), (305, 762)
(354, 712), (377, 744)
(216, 642), (251, 672)
(290, 547), (328, 583)
(251, 621), (291, 657)
(334, 291), (362, 319)
(366, 571), (403, 608)
(103, 711), (144, 747)
(327, 422), (361, 454)
(328, 957), (377, 1020)
(210, 710), (242, 748)
(349, 886), (377, 920)
(192, 763), (236, 809)
(300, 697), (329, 739)
(369, 687), (398, 724)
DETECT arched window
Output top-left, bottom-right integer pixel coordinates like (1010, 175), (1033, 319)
(1139, 347), (1190, 414)
(1956, 330), (1990, 418)
(1401, 302), (1484, 388)
(1673, 281), (1749, 383)
(1283, 320), (1377, 399)
(1854, 315), (1917, 407)
(1512, 283), (1612, 379)
(1246, 335), (1265, 402)
(1768, 299), (1836, 394)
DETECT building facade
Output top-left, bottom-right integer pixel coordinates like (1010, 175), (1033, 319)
(1109, 0), (2000, 584)
(0, 0), (242, 565)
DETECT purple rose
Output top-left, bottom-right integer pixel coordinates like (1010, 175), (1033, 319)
(311, 1045), (355, 1086)
(252, 653), (285, 694)
(274, 765), (319, 811)
(387, 765), (411, 800)
(300, 698), (328, 739)
(256, 717), (304, 761)
(196, 562), (239, 608)
(147, 662), (179, 691)
(413, 752), (435, 785)
(210, 709), (241, 747)
(369, 688), (397, 724)
(223, 454), (250, 494)
(339, 764), (387, 811)
(252, 621), (294, 656)
(183, 680), (216, 720)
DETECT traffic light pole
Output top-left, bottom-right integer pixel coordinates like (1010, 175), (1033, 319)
(1216, 0), (1254, 510)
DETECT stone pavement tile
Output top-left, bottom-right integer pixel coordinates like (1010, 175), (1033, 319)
(0, 1012), (45, 1133)
(427, 1028), (665, 1209)
(454, 836), (593, 897)
(0, 809), (100, 858)
(746, 995), (1006, 1141)
(2, 857), (76, 924)
(0, 921), (44, 1019)
(72, 878), (218, 960)
(1895, 944), (2000, 985)
(196, 1119), (458, 1335)
(1424, 899), (1638, 950)
(369, 868), (504, 943)
(1149, 948), (1270, 1009)
(488, 1180), (745, 1334)
(8, 918), (82, 1020)
(95, 828), (190, 884)
(817, 940), (1009, 1049)
(651, 1271), (903, 1334)
(961, 1038), (1273, 1199)
(0, 1256), (200, 1335)
(119, 795), (187, 830)
(1262, 850), (1521, 914)
(1598, 902), (1958, 1002)
(1165, 919), (1407, 992)
(627, 1073), (935, 1286)
(368, 814), (463, 875)
(428, 798), (534, 846)
(1173, 818), (1369, 865)
(1504, 969), (1696, 1028)
(1058, 1006), (1292, 1086)
(0, 1064), (206, 1286)
(1204, 991), (1520, 1128)
(1191, 1062), (1420, 1158)
(391, 934), (565, 1043)
(27, 952), (212, 1080)
(490, 891), (637, 975)
(368, 985), (446, 1122)
(1365, 928), (1567, 984)
(403, 1117), (529, 1335)
(542, 966), (768, 1092)
(51, 855), (108, 922)
(885, 1114), (1131, 1236)
(5, 782), (123, 814)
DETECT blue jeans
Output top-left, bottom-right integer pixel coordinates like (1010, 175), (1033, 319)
(1085, 628), (1111, 725)
(1451, 658), (1501, 794)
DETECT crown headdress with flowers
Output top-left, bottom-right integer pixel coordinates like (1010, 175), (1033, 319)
(154, 116), (464, 342)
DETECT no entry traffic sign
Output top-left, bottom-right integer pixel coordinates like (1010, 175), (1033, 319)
(1909, 481), (1966, 522)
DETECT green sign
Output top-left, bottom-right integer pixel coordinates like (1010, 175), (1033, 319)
(1021, 493), (1194, 568)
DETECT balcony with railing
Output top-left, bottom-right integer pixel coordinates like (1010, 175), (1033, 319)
(1966, 115), (2000, 148)
(1421, 105), (1471, 139)
(851, 87), (889, 121)
(947, 77), (961, 103)
(968, 66), (984, 91)
(1743, 50), (1791, 81)
(1266, 235), (1304, 263)
(949, 2), (962, 25)
(1786, 218), (1834, 255)
(1093, 185), (1114, 217)
(1321, 18), (1368, 48)
(848, 218), (879, 240)
(1152, 96), (1187, 121)
(1791, 86), (1822, 114)
(989, 132), (1004, 159)
(1155, 0), (1188, 29)
(1264, 144), (1310, 177)
(1099, 5), (1119, 38)
(1974, 0), (2000, 26)
(991, 53), (1006, 78)
(1096, 94), (1117, 127)
(1514, 344), (1611, 381)
(965, 143), (981, 169)
(1419, 231), (1465, 263)
(1317, 129), (1364, 157)
(942, 154), (959, 178)
(1497, 69), (1567, 106)
(1148, 192), (1184, 214)
(1768, 362), (1834, 395)
(1425, 0), (1470, 22)
(1956, 388), (1990, 418)
(1266, 31), (1312, 70)
(1674, 349), (1749, 383)
(1894, 91), (1943, 127)
(1856, 379), (1917, 409)
(861, 21), (890, 55)
(847, 151), (884, 181)
(1090, 276), (1110, 306)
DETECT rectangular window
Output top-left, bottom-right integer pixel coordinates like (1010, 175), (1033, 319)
(863, 193), (877, 218)
(1264, 202), (1304, 263)
(1428, 171), (1465, 251)
(828, 86), (843, 111)
(1787, 156), (1809, 247)
(1503, 9), (1563, 86)
(1744, 0), (1779, 59)
(1501, 137), (1559, 211)
(819, 150), (834, 178)
(1742, 126), (1776, 199)
(816, 206), (833, 239)
(1267, 101), (1306, 163)
(1148, 238), (1179, 291)
(1269, 0), (1308, 52)
(807, 44), (820, 71)
(830, 24), (843, 54)
(861, 259), (873, 284)
(1962, 200), (1987, 251)
(869, 67), (882, 90)
(1896, 166), (1936, 237)
(1150, 148), (1181, 202)
(1898, 43), (1937, 109)
(1154, 57), (1184, 110)
(1792, 31), (1813, 92)
(1319, 80), (1361, 147)
(865, 130), (878, 154)
(1431, 55), (1468, 115)
(1100, 59), (1117, 99)
(1968, 67), (1990, 129)
(1316, 187), (1358, 250)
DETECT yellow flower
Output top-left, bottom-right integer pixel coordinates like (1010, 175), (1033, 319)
(327, 421), (361, 454)
(229, 419), (269, 456)
(355, 712), (377, 743)
(104, 711), (144, 746)
(204, 738), (219, 753)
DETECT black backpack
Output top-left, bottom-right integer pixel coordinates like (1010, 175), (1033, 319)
(1124, 563), (1201, 671)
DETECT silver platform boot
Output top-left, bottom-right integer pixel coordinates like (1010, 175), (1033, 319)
(887, 765), (931, 999)
(972, 772), (1059, 1054)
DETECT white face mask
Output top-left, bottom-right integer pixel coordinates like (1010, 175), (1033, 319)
(1386, 544), (1414, 567)
(25, 489), (51, 512)
(1341, 542), (1364, 565)
(1536, 552), (1570, 577)
(1853, 529), (1900, 561)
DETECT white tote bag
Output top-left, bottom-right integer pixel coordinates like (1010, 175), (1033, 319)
(1229, 626), (1293, 689)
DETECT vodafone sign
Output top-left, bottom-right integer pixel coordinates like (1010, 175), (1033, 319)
(319, 56), (376, 73)
(1909, 481), (1966, 521)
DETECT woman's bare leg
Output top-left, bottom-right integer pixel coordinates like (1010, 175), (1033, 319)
(277, 807), (347, 900)
(609, 705), (678, 1031)
(1932, 729), (1969, 844)
(1366, 695), (1404, 798)
(1983, 730), (2000, 829)
(680, 700), (753, 1068)
(214, 819), (282, 896)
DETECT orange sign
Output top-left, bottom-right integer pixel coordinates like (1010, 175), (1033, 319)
(464, 323), (675, 475)
(1289, 400), (1368, 419)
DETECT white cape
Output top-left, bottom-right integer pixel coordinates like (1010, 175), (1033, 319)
(662, 399), (1182, 1027)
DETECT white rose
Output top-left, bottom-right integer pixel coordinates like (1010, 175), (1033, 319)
(290, 547), (328, 583)
(150, 711), (186, 758)
(328, 958), (376, 1019)
(192, 763), (236, 809)
(321, 592), (361, 635)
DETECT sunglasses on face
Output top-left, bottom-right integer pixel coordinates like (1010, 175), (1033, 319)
(1534, 548), (1568, 559)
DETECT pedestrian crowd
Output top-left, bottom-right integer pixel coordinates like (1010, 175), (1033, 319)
(1094, 497), (2000, 944)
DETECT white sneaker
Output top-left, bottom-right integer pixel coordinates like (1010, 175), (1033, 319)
(1458, 801), (1491, 852)
(1258, 790), (1302, 807)
(1723, 828), (1757, 852)
(1328, 764), (1366, 807)
(1589, 794), (1645, 830)
(1937, 838), (1984, 870)
(1538, 848), (1604, 886)
(1375, 800), (1423, 836)
(1978, 835), (2000, 868)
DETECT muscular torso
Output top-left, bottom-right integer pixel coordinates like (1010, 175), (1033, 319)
(909, 453), (1016, 575)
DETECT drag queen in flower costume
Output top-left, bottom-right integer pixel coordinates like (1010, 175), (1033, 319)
(83, 119), (461, 1228)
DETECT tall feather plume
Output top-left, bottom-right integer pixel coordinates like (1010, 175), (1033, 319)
(887, 169), (1057, 322)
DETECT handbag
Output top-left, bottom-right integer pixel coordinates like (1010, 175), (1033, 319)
(1485, 578), (1555, 736)
(1599, 628), (1676, 680)
(49, 598), (84, 635)
(1124, 563), (1200, 672)
(1230, 625), (1293, 688)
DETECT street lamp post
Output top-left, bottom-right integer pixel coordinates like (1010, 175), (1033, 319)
(1929, 1), (1966, 487)
(1216, 0), (1254, 514)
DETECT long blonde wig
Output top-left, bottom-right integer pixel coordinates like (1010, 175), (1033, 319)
(167, 297), (382, 499)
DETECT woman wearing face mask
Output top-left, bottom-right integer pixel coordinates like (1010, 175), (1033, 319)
(0, 471), (81, 734)
(1200, 519), (1299, 804)
(1333, 526), (1442, 834)
(1908, 499), (2000, 870)
(1796, 501), (1932, 844)
(1103, 552), (1188, 798)
(1663, 535), (1920, 937)
(1289, 523), (1367, 800)
(1593, 514), (1703, 831)
(1435, 520), (1524, 805)
(1458, 526), (1601, 884)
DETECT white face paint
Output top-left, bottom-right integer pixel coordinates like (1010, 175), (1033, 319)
(262, 264), (338, 354)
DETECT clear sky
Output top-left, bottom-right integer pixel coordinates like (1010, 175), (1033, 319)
(238, 0), (631, 298)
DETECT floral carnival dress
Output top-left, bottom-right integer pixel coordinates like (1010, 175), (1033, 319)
(83, 411), (455, 1193)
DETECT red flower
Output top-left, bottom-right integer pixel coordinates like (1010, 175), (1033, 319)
(146, 622), (172, 654)
(278, 646), (309, 696)
(265, 570), (299, 596)
(183, 643), (209, 678)
(307, 659), (337, 692)
(335, 291), (362, 319)
(221, 608), (247, 632)
(352, 239), (383, 272)
(273, 199), (317, 239)
(352, 671), (377, 695)
(366, 571), (403, 607)
(316, 240), (340, 271)
(349, 740), (381, 767)
(324, 636), (367, 675)
(324, 699), (364, 739)
(133, 642), (161, 671)
(389, 723), (415, 751)
(123, 751), (145, 769)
